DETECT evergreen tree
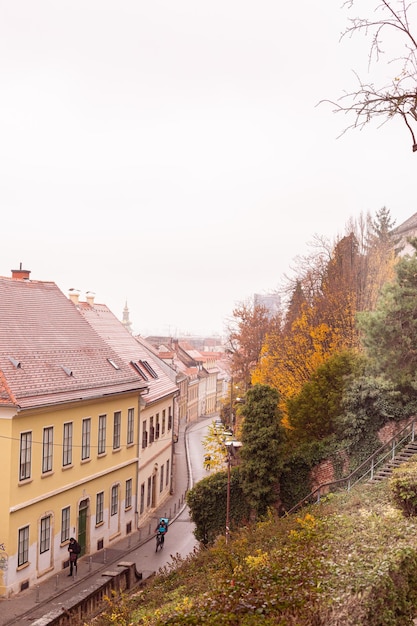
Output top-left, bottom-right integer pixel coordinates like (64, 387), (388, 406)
(239, 384), (286, 518)
(287, 351), (362, 442)
(358, 241), (417, 392)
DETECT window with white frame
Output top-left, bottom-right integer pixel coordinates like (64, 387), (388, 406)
(166, 459), (170, 486)
(96, 492), (104, 525)
(147, 477), (151, 507)
(127, 408), (134, 445)
(113, 411), (121, 450)
(40, 515), (51, 553)
(140, 482), (145, 514)
(142, 419), (147, 448)
(19, 431), (32, 481)
(160, 465), (164, 492)
(18, 526), (29, 566)
(111, 485), (118, 516)
(98, 414), (106, 455)
(149, 416), (154, 444)
(61, 507), (70, 543)
(63, 422), (73, 467)
(125, 478), (132, 509)
(81, 418), (91, 460)
(42, 426), (53, 473)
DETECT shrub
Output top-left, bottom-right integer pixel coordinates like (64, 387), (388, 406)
(389, 458), (417, 517)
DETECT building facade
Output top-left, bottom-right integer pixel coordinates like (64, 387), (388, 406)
(0, 269), (148, 597)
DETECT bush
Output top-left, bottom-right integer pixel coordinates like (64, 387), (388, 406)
(186, 467), (251, 544)
(389, 458), (417, 516)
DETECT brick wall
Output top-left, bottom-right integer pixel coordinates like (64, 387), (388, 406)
(310, 418), (414, 492)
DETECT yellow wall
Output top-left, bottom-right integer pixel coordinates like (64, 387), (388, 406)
(0, 391), (142, 597)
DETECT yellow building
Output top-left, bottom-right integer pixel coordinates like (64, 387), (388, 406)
(0, 268), (177, 597)
(76, 294), (179, 530)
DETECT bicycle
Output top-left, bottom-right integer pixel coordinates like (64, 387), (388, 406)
(155, 531), (165, 552)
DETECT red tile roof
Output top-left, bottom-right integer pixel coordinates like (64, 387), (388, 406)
(0, 276), (147, 409)
(77, 302), (178, 406)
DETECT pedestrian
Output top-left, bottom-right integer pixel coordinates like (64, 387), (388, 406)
(68, 537), (81, 576)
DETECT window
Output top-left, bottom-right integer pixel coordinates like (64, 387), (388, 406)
(96, 492), (104, 525)
(162, 410), (166, 435)
(63, 422), (73, 467)
(140, 483), (145, 514)
(98, 414), (106, 455)
(81, 418), (91, 460)
(166, 460), (170, 486)
(147, 477), (151, 507)
(40, 516), (51, 553)
(61, 507), (70, 543)
(18, 526), (29, 567)
(111, 485), (118, 516)
(125, 478), (132, 509)
(42, 427), (53, 473)
(113, 412), (121, 450)
(19, 432), (32, 481)
(168, 407), (172, 431)
(155, 413), (160, 440)
(142, 420), (147, 449)
(160, 465), (164, 492)
(149, 416), (154, 444)
(139, 360), (158, 379)
(127, 408), (134, 445)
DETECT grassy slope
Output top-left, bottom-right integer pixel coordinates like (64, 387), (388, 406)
(96, 480), (417, 626)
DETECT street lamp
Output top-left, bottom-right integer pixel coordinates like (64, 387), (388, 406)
(225, 440), (242, 545)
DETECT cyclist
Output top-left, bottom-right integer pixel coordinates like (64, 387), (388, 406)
(155, 518), (168, 549)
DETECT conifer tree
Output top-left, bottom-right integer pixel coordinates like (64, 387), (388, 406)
(358, 240), (417, 392)
(239, 384), (285, 518)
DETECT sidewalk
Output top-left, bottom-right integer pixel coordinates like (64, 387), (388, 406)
(0, 417), (194, 626)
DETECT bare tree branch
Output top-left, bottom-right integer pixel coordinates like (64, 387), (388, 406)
(324, 0), (417, 152)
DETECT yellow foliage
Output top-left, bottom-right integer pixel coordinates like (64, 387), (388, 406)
(244, 550), (269, 570)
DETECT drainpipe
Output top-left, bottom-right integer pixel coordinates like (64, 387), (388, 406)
(170, 392), (180, 495)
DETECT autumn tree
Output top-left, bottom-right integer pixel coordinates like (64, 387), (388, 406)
(239, 384), (286, 518)
(253, 209), (398, 421)
(359, 207), (397, 310)
(326, 0), (417, 152)
(225, 299), (281, 389)
(253, 233), (364, 415)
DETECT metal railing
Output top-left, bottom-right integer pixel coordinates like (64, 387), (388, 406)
(286, 417), (417, 516)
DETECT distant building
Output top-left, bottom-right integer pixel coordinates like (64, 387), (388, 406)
(393, 212), (417, 256)
(122, 300), (133, 334)
(254, 292), (281, 318)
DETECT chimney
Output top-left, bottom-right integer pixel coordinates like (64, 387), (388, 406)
(86, 291), (95, 306)
(68, 289), (80, 305)
(11, 263), (31, 280)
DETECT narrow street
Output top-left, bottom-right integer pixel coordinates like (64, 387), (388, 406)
(125, 416), (212, 576)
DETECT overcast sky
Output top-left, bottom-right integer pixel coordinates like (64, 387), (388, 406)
(1, 1), (416, 337)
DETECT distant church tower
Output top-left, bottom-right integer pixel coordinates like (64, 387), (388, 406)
(122, 300), (133, 334)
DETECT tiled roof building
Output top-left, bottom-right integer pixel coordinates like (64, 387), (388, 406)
(0, 268), (160, 598)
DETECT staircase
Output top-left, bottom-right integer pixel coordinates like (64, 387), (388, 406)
(368, 440), (417, 483)
(286, 417), (417, 516)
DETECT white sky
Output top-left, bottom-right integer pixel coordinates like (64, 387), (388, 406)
(1, 1), (416, 337)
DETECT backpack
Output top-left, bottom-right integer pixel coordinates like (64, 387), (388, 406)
(72, 541), (81, 555)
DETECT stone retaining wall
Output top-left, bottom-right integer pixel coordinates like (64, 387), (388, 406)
(31, 561), (146, 626)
